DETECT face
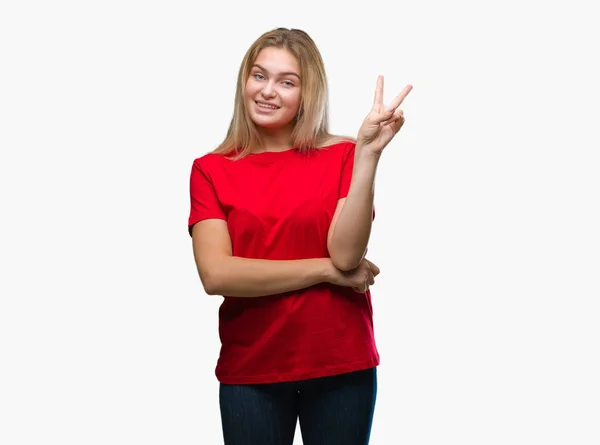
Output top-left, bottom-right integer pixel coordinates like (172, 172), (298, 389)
(244, 47), (302, 130)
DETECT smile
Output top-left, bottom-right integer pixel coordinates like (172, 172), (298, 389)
(255, 101), (280, 110)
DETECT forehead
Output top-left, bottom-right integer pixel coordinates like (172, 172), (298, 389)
(253, 47), (300, 73)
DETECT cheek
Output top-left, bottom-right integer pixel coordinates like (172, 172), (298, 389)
(283, 91), (301, 111)
(244, 81), (258, 100)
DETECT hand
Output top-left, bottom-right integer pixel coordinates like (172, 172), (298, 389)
(356, 75), (412, 155)
(328, 258), (381, 293)
(351, 259), (380, 293)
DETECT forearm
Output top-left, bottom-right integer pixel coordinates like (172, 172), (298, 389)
(329, 148), (380, 270)
(205, 257), (334, 297)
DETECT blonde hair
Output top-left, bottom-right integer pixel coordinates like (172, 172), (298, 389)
(212, 27), (355, 159)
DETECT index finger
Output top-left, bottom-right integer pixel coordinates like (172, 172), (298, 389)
(387, 84), (413, 111)
(373, 75), (384, 107)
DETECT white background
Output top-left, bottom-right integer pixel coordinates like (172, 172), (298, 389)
(1, 0), (599, 444)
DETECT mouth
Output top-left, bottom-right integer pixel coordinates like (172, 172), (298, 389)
(255, 101), (280, 111)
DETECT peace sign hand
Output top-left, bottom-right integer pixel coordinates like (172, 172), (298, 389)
(357, 76), (412, 155)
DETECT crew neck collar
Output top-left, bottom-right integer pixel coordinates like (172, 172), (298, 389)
(249, 147), (297, 156)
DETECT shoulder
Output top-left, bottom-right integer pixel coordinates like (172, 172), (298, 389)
(313, 140), (357, 168)
(188, 153), (235, 189)
(327, 140), (356, 151)
(191, 152), (232, 172)
(313, 139), (356, 159)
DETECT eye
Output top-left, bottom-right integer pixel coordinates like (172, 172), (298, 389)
(282, 80), (294, 87)
(253, 73), (265, 80)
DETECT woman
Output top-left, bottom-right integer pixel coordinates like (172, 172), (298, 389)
(188, 27), (411, 445)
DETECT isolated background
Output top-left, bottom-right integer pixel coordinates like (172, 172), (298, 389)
(1, 0), (599, 444)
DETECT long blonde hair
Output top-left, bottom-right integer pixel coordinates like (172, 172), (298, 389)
(212, 27), (355, 159)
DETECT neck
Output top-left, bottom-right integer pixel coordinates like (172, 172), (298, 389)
(254, 125), (295, 153)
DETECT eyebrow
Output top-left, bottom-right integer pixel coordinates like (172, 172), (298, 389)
(252, 64), (301, 79)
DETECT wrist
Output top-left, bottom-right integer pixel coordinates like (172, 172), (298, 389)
(354, 144), (381, 167)
(319, 258), (337, 284)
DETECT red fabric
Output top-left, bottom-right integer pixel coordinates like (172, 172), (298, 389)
(188, 141), (379, 384)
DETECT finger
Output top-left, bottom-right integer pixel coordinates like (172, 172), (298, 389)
(389, 115), (406, 133)
(387, 84), (413, 112)
(365, 259), (375, 271)
(368, 269), (375, 286)
(373, 75), (384, 108)
(367, 260), (380, 276)
(381, 108), (404, 126)
(362, 266), (373, 288)
(368, 107), (395, 125)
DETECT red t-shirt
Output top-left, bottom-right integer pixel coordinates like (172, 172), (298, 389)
(187, 141), (379, 384)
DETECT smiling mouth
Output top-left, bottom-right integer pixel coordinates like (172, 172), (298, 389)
(255, 101), (280, 110)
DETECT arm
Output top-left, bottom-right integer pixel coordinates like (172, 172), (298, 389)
(192, 219), (335, 297)
(327, 147), (379, 271)
(328, 77), (412, 271)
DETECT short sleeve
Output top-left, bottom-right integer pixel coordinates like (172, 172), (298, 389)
(338, 142), (375, 221)
(188, 158), (226, 236)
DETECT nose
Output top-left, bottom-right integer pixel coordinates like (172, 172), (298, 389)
(261, 81), (276, 99)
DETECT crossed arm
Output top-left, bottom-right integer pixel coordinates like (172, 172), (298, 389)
(190, 144), (381, 298)
(191, 219), (335, 298)
(190, 178), (377, 298)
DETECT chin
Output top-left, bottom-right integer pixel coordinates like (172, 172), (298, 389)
(251, 115), (295, 129)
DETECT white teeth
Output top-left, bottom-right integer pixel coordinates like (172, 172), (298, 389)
(257, 102), (278, 109)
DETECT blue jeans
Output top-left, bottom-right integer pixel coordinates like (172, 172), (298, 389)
(219, 367), (377, 445)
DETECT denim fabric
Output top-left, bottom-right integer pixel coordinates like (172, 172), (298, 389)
(219, 367), (377, 445)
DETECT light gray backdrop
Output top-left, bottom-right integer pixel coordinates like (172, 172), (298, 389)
(1, 0), (598, 444)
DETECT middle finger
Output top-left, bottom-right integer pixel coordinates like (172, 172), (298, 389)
(387, 84), (413, 112)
